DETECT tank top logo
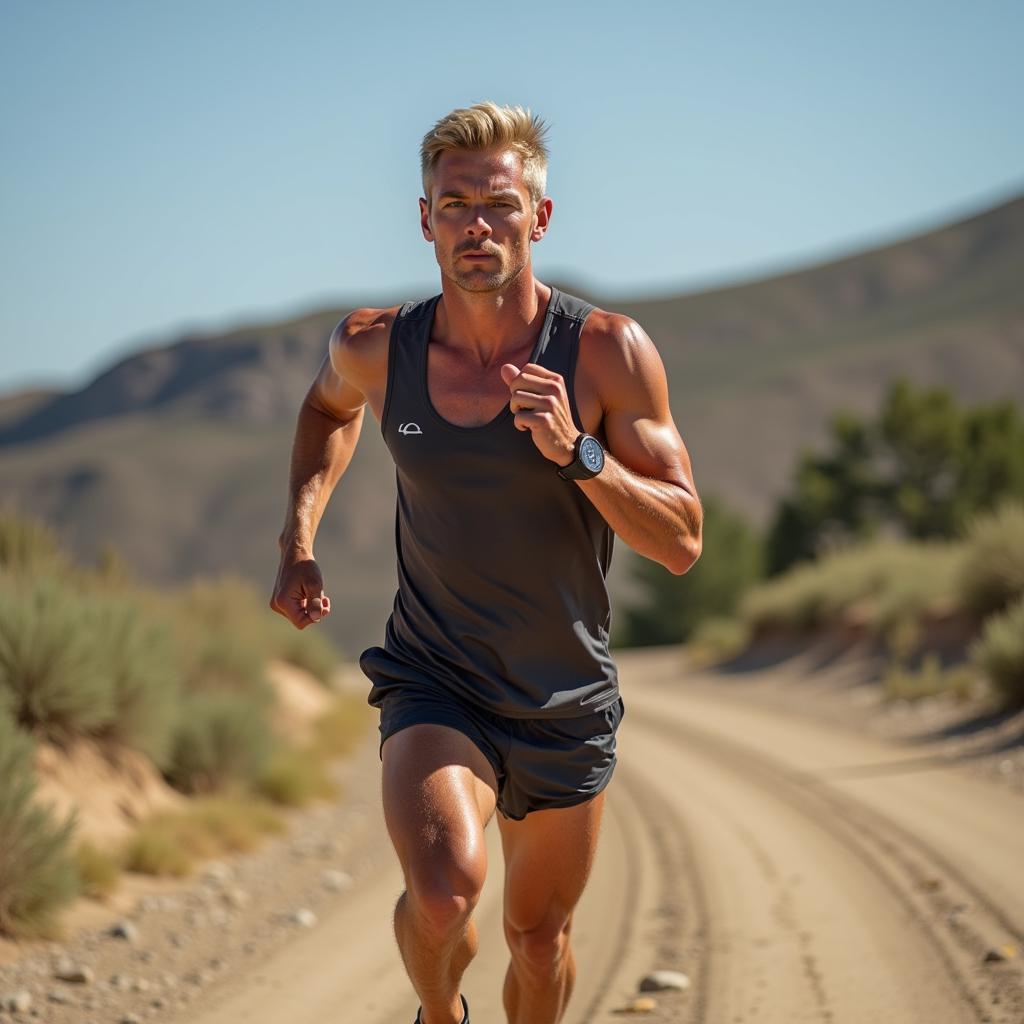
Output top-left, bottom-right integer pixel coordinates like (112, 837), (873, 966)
(399, 422), (423, 436)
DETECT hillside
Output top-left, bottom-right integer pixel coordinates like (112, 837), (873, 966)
(1, 193), (1022, 654)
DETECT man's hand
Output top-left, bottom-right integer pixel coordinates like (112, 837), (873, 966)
(270, 553), (331, 629)
(500, 362), (578, 467)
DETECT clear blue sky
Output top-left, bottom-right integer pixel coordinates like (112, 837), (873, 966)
(2, 0), (1021, 393)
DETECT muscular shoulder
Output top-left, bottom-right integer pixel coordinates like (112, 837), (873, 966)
(578, 308), (669, 413)
(328, 305), (400, 392)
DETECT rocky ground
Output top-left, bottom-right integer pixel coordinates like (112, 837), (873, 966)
(0, 703), (384, 1024)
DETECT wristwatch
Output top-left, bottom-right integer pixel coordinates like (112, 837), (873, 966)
(557, 433), (605, 480)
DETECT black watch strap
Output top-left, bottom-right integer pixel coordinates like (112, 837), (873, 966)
(557, 433), (605, 480)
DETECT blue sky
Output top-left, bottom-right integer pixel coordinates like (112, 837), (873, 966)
(1, 0), (1021, 393)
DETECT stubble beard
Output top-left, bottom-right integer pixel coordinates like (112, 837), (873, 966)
(439, 240), (529, 294)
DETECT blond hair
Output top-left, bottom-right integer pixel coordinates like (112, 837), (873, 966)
(420, 101), (550, 207)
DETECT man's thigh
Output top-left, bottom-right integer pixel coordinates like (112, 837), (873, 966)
(497, 790), (607, 937)
(381, 722), (500, 884)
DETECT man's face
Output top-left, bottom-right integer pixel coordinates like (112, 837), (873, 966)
(419, 147), (552, 293)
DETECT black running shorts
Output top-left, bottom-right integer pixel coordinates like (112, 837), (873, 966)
(365, 661), (625, 821)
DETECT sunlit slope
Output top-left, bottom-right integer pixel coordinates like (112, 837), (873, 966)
(1, 193), (1021, 653)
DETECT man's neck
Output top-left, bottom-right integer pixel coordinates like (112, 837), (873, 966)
(433, 270), (552, 368)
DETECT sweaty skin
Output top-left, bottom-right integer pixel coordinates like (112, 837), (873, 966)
(271, 141), (702, 1024)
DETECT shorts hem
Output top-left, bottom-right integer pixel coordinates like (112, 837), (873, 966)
(498, 756), (617, 821)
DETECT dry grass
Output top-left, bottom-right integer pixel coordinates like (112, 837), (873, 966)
(257, 746), (337, 807)
(73, 840), (122, 899)
(122, 795), (285, 877)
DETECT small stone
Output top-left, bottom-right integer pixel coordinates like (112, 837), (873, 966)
(110, 973), (134, 991)
(48, 988), (72, 1004)
(132, 977), (151, 993)
(638, 969), (691, 992)
(623, 995), (657, 1012)
(121, 1015), (141, 1024)
(204, 861), (232, 885)
(291, 908), (317, 928)
(109, 920), (140, 943)
(983, 948), (1008, 963)
(322, 869), (353, 893)
(223, 887), (250, 909)
(53, 959), (94, 985)
(5, 990), (33, 1012)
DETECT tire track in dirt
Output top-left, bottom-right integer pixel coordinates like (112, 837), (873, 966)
(624, 691), (1024, 1024)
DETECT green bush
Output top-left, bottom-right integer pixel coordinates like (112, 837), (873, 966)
(958, 501), (1024, 619)
(266, 616), (343, 686)
(166, 692), (275, 794)
(687, 616), (752, 667)
(0, 505), (73, 577)
(971, 595), (1024, 707)
(74, 840), (122, 899)
(882, 654), (977, 702)
(0, 575), (117, 742)
(741, 538), (963, 640)
(257, 745), (336, 807)
(90, 595), (182, 768)
(0, 705), (79, 937)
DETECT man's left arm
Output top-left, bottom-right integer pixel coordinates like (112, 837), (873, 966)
(502, 315), (702, 575)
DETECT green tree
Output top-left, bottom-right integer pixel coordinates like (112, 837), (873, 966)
(766, 380), (1024, 575)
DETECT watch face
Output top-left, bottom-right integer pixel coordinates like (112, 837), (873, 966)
(580, 435), (604, 473)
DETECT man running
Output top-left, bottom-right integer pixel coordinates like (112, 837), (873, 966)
(270, 100), (702, 1024)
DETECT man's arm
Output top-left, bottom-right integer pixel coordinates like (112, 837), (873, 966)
(275, 314), (370, 561)
(503, 313), (702, 575)
(271, 308), (388, 627)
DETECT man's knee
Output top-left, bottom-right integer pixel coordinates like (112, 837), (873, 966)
(405, 854), (487, 937)
(505, 911), (573, 975)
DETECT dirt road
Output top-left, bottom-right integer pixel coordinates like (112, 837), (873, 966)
(184, 648), (1024, 1024)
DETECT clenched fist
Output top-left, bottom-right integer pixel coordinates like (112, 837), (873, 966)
(500, 362), (577, 468)
(270, 554), (331, 629)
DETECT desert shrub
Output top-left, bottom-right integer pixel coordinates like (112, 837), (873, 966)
(0, 705), (79, 937)
(0, 505), (72, 577)
(256, 745), (336, 807)
(73, 840), (121, 899)
(123, 796), (284, 876)
(0, 575), (116, 742)
(741, 539), (963, 640)
(169, 572), (342, 687)
(89, 595), (182, 768)
(971, 595), (1024, 707)
(265, 615), (343, 686)
(958, 501), (1024, 619)
(166, 692), (275, 794)
(882, 654), (977, 703)
(687, 617), (752, 668)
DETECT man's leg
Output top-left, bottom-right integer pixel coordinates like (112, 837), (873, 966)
(382, 723), (499, 1024)
(497, 791), (607, 1024)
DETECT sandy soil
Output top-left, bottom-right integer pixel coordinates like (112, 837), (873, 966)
(3, 647), (1021, 1023)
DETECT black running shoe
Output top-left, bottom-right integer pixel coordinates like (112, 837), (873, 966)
(414, 993), (469, 1024)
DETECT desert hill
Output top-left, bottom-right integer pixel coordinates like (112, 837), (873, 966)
(1, 192), (1022, 653)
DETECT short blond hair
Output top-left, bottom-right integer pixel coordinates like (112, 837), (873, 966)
(420, 101), (550, 207)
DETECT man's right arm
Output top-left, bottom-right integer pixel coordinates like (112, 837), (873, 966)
(270, 307), (392, 626)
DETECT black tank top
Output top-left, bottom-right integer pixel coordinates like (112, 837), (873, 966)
(358, 285), (619, 718)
